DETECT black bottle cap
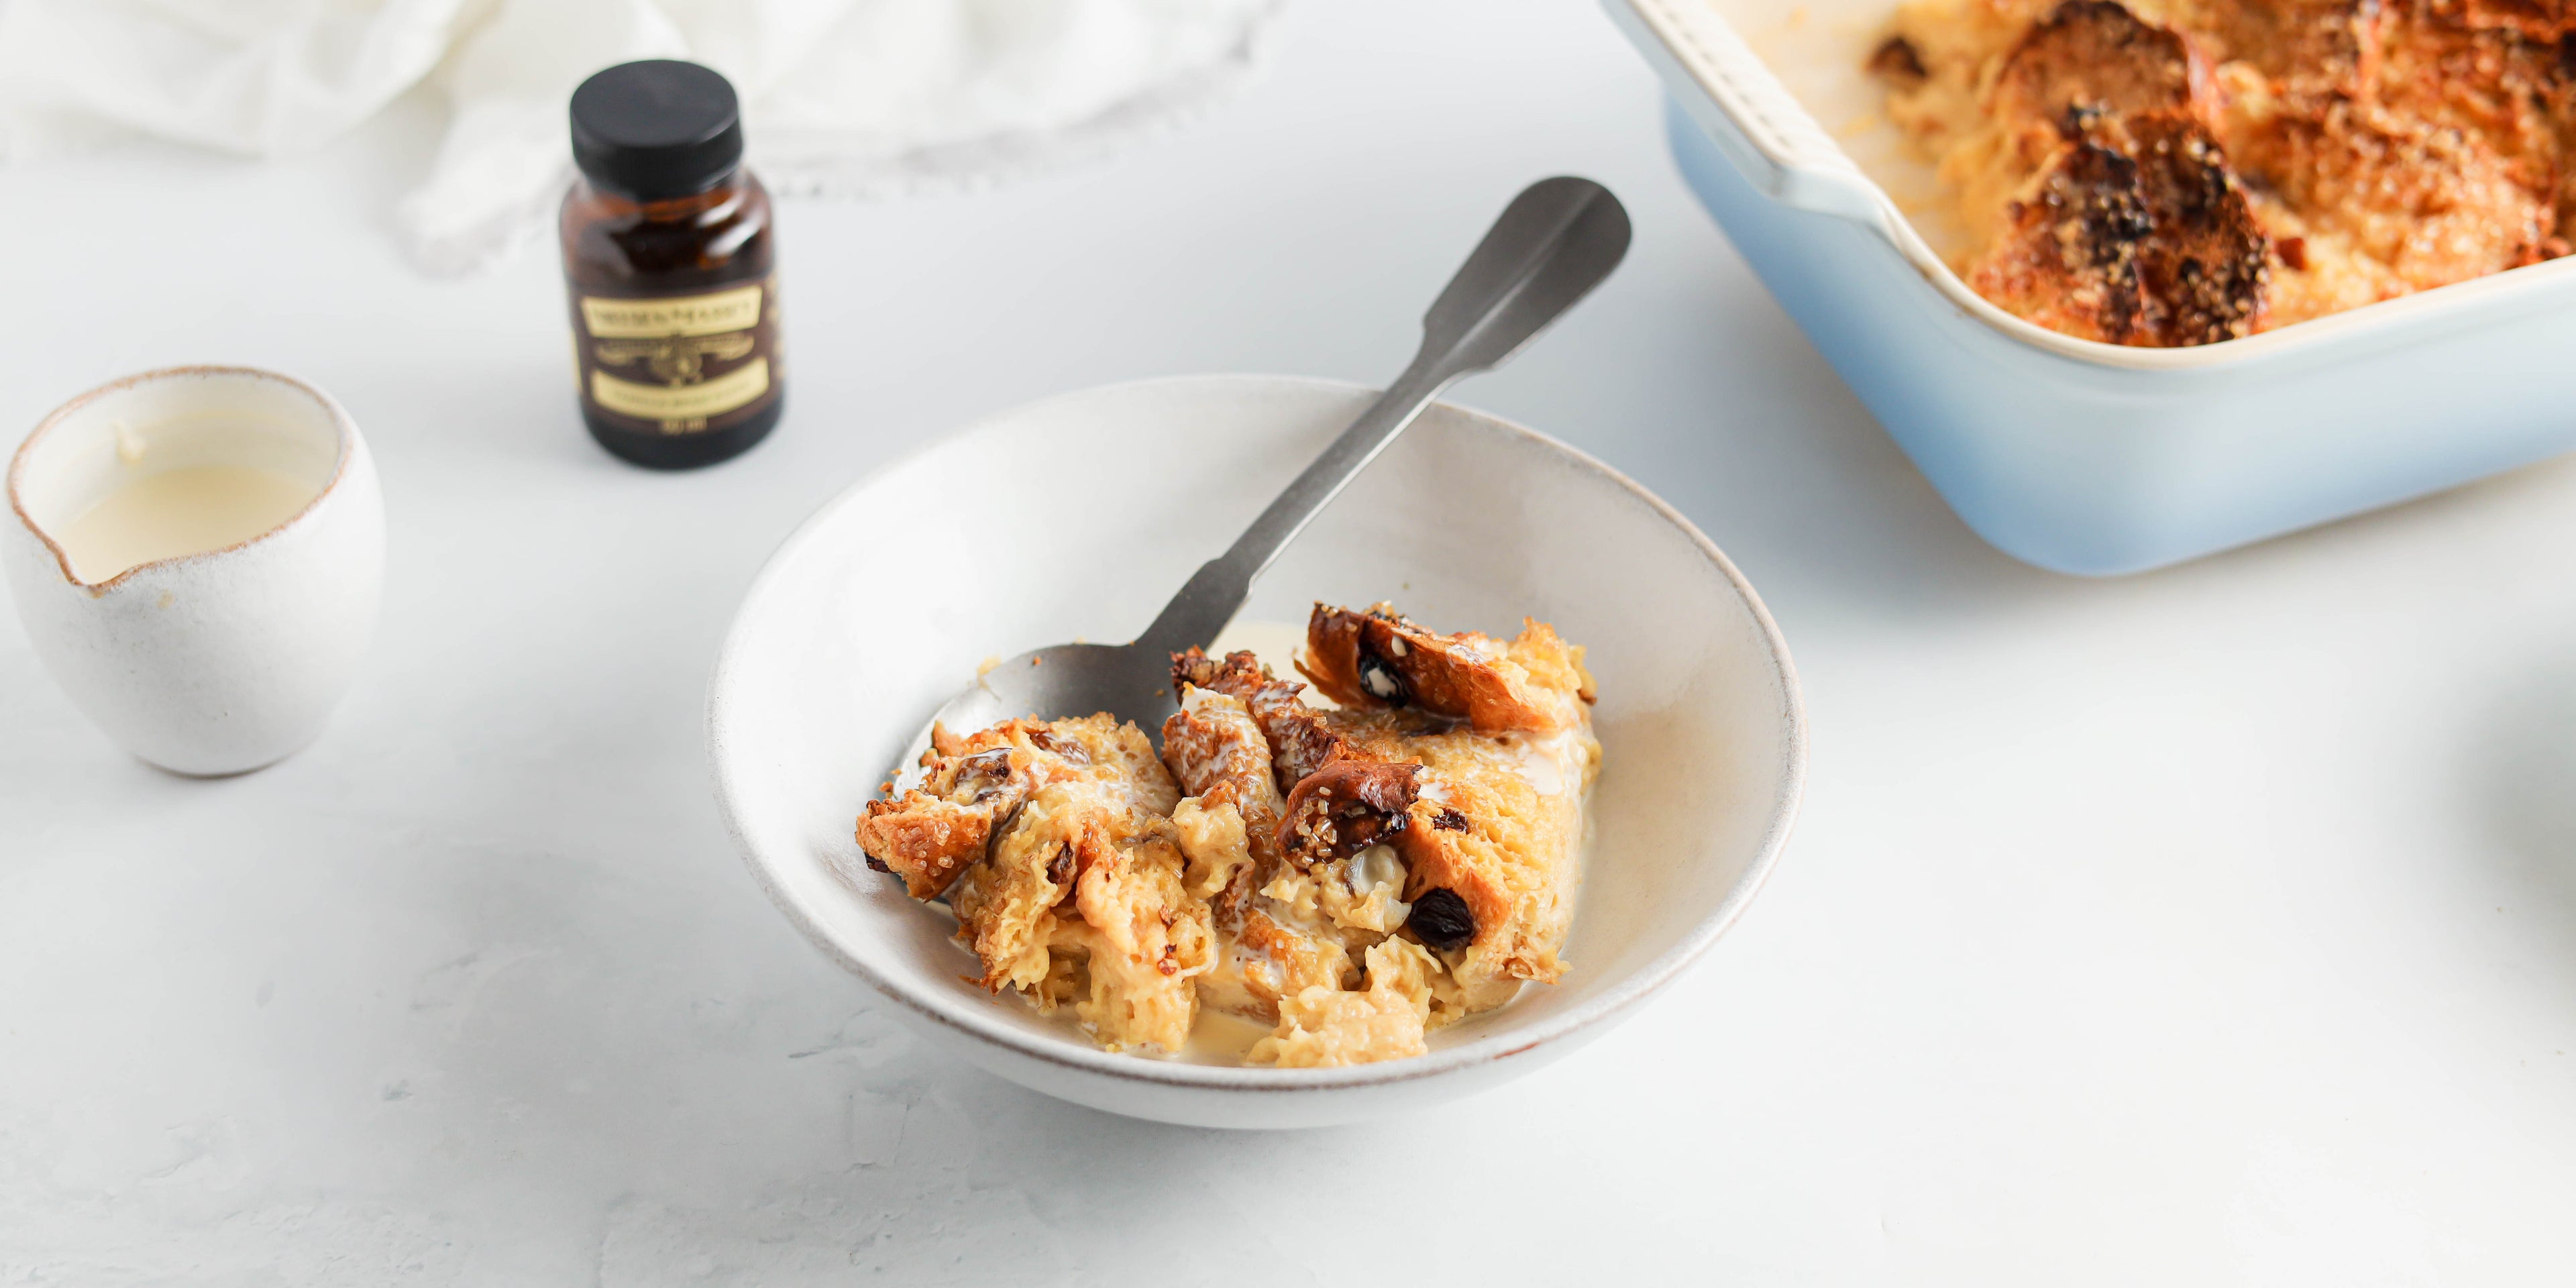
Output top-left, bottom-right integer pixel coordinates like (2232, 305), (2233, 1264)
(569, 60), (744, 201)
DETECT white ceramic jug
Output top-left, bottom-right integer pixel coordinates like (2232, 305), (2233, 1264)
(4, 366), (384, 775)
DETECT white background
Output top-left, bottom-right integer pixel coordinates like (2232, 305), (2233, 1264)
(6, 1), (2575, 1282)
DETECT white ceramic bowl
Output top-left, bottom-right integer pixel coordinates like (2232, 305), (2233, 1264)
(708, 375), (1805, 1128)
(5, 366), (384, 775)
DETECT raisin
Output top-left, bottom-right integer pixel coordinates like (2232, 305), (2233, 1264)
(1432, 807), (1468, 832)
(864, 855), (894, 873)
(1356, 648), (1410, 706)
(1407, 888), (1475, 951)
(952, 747), (1016, 802)
(1046, 844), (1076, 888)
(1868, 34), (1927, 80)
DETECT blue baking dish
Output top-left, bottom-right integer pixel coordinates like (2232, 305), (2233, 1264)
(1611, 0), (2576, 574)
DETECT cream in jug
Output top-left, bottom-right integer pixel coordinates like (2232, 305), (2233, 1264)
(53, 460), (317, 583)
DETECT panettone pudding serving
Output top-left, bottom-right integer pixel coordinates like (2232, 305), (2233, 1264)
(854, 603), (1601, 1068)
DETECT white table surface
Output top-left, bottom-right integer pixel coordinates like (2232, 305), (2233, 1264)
(7, 1), (2575, 1282)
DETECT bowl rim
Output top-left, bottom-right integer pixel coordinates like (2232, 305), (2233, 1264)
(707, 373), (1809, 1094)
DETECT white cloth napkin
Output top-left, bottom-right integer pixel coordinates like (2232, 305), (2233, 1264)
(0, 0), (1281, 274)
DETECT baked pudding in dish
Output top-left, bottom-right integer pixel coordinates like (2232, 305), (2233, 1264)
(1871, 0), (2576, 345)
(855, 602), (1601, 1067)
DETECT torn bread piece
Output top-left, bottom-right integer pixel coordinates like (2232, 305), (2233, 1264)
(1160, 679), (1354, 1021)
(1250, 938), (1445, 1068)
(858, 714), (1210, 1054)
(1299, 602), (1595, 734)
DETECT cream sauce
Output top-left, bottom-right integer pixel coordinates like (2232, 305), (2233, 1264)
(1176, 1006), (1272, 1064)
(53, 464), (317, 582)
(1499, 724), (1591, 798)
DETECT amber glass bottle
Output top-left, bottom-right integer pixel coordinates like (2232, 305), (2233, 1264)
(560, 60), (783, 470)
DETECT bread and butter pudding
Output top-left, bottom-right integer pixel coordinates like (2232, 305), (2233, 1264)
(1870, 0), (2576, 345)
(854, 603), (1600, 1067)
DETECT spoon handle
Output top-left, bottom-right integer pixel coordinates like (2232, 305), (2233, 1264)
(1135, 176), (1632, 656)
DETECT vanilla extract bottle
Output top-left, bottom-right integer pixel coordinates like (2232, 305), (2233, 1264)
(559, 60), (784, 469)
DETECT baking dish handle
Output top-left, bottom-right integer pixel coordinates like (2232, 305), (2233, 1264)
(1609, 0), (1894, 232)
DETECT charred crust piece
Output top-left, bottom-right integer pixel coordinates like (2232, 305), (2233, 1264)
(1299, 603), (1590, 734)
(1405, 888), (1477, 952)
(2127, 117), (2273, 343)
(1171, 647), (1273, 700)
(1970, 138), (2152, 342)
(1946, 1), (2272, 345)
(1990, 0), (2216, 132)
(1172, 646), (1352, 794)
(1257, 708), (1350, 798)
(1159, 680), (1291, 905)
(1277, 759), (1421, 865)
(1968, 111), (2269, 345)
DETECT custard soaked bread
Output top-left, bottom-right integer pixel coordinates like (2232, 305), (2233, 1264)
(855, 603), (1601, 1067)
(857, 714), (1210, 1053)
(1874, 0), (2576, 343)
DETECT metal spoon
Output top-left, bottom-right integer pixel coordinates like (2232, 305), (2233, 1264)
(888, 176), (1631, 786)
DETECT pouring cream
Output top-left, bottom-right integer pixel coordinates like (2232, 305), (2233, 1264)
(5, 366), (382, 775)
(52, 462), (318, 584)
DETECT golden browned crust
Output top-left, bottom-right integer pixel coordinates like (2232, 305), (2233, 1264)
(1173, 647), (1356, 793)
(1276, 757), (1422, 866)
(2194, 0), (2383, 89)
(1160, 684), (1287, 867)
(1990, 0), (2218, 130)
(1876, 0), (2576, 342)
(856, 745), (1026, 899)
(2232, 99), (2554, 292)
(1297, 602), (1596, 734)
(1158, 683), (1289, 936)
(858, 714), (1208, 1053)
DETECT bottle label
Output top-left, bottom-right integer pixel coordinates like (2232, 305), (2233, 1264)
(572, 278), (781, 435)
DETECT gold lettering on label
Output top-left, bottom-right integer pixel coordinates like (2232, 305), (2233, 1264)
(580, 284), (765, 339)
